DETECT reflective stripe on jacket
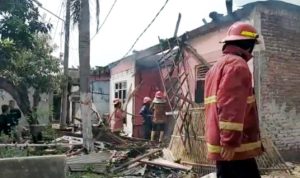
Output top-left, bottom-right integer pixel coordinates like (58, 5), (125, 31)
(204, 45), (263, 161)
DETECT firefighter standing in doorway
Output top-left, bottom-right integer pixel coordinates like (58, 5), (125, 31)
(139, 97), (153, 140)
(204, 22), (263, 178)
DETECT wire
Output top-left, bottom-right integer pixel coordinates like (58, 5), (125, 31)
(53, 0), (65, 40)
(33, 0), (65, 22)
(90, 0), (118, 41)
(122, 0), (170, 58)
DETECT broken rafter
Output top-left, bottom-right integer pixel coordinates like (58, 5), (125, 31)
(123, 80), (144, 111)
(168, 74), (188, 103)
(139, 159), (192, 171)
(111, 149), (161, 173)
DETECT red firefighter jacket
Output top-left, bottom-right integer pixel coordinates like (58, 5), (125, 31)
(152, 103), (167, 124)
(204, 45), (263, 161)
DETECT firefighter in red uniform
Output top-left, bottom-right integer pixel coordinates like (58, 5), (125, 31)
(204, 22), (263, 178)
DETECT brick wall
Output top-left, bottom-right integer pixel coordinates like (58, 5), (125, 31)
(258, 7), (300, 158)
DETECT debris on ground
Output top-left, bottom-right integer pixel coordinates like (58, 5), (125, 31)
(67, 151), (112, 174)
(2, 124), (298, 178)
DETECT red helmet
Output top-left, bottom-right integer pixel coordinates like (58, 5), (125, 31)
(222, 22), (259, 43)
(155, 91), (164, 99)
(143, 97), (152, 104)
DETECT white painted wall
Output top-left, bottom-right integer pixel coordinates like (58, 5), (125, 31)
(27, 88), (52, 125)
(110, 68), (135, 137)
(91, 80), (110, 115)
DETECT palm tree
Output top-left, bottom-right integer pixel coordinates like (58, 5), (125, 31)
(70, 0), (100, 152)
(71, 0), (100, 32)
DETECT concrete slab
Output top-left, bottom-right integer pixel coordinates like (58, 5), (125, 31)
(0, 155), (66, 178)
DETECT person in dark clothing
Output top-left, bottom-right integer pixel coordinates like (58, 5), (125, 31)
(9, 100), (22, 127)
(216, 158), (260, 178)
(0, 105), (12, 135)
(139, 97), (153, 140)
(0, 105), (8, 135)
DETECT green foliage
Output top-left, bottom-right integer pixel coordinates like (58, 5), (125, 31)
(67, 172), (114, 178)
(26, 109), (38, 125)
(0, 0), (61, 98)
(0, 134), (13, 143)
(0, 39), (15, 64)
(70, 0), (80, 26)
(0, 0), (52, 49)
(0, 34), (62, 93)
(0, 147), (28, 158)
(41, 125), (57, 142)
(70, 0), (100, 30)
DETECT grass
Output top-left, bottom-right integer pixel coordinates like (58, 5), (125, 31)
(67, 172), (120, 178)
(0, 147), (28, 158)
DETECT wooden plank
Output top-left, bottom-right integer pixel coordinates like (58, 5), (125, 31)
(173, 13), (182, 37)
(169, 74), (188, 102)
(162, 148), (176, 162)
(67, 152), (112, 173)
(181, 161), (216, 168)
(111, 149), (161, 173)
(139, 158), (192, 171)
(123, 81), (143, 111)
(67, 152), (112, 164)
(128, 37), (177, 61)
(166, 72), (185, 95)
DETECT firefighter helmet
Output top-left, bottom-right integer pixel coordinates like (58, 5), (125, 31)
(143, 97), (152, 104)
(222, 22), (259, 43)
(155, 91), (164, 99)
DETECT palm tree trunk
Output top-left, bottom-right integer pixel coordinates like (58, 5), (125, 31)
(79, 0), (94, 152)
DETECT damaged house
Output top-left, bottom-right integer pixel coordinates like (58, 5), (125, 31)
(68, 67), (110, 125)
(110, 54), (162, 137)
(109, 0), (300, 161)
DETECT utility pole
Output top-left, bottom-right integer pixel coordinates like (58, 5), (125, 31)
(60, 0), (71, 128)
(79, 0), (94, 152)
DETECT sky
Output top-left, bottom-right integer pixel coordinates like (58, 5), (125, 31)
(38, 0), (300, 68)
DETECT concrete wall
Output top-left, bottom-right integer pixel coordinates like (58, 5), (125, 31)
(189, 26), (227, 64)
(256, 5), (300, 159)
(110, 58), (135, 136)
(28, 88), (52, 125)
(0, 155), (66, 178)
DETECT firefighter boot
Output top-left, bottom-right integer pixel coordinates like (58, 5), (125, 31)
(159, 131), (164, 143)
(151, 131), (156, 142)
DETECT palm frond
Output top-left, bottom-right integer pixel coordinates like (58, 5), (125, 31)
(70, 0), (80, 25)
(95, 0), (100, 32)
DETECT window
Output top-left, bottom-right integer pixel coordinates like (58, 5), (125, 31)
(195, 65), (209, 104)
(114, 81), (127, 103)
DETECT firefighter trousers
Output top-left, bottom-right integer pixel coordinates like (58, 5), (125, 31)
(216, 158), (261, 178)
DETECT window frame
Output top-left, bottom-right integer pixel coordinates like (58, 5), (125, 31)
(195, 64), (209, 104)
(114, 81), (127, 104)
